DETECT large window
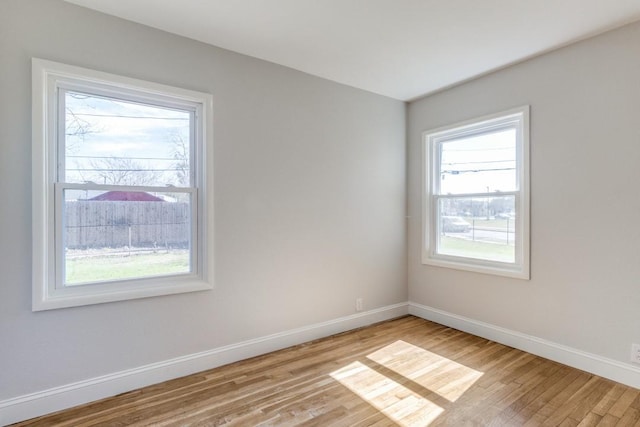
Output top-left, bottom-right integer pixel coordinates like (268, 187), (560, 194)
(422, 107), (530, 279)
(32, 59), (213, 310)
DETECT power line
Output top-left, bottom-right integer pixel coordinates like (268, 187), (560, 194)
(443, 146), (513, 152)
(68, 155), (178, 161)
(68, 112), (188, 120)
(442, 167), (515, 174)
(67, 168), (183, 172)
(442, 159), (515, 166)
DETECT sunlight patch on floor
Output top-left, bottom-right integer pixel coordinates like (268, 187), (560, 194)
(367, 340), (483, 402)
(331, 361), (443, 427)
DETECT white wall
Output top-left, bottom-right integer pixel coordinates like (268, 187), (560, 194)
(408, 20), (640, 367)
(0, 0), (406, 406)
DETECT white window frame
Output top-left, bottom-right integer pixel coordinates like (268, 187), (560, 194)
(32, 58), (214, 311)
(422, 106), (530, 279)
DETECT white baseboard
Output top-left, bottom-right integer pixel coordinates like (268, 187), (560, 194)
(0, 302), (409, 426)
(6, 301), (638, 425)
(409, 302), (640, 390)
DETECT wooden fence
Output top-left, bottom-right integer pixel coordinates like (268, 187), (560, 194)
(65, 201), (190, 249)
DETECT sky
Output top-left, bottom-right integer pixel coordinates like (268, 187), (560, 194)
(438, 128), (517, 195)
(64, 90), (191, 188)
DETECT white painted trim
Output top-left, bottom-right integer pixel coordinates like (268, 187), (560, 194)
(31, 58), (215, 311)
(409, 302), (640, 389)
(0, 302), (409, 425)
(421, 105), (530, 280)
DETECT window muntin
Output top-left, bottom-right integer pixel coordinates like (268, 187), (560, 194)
(33, 58), (213, 310)
(423, 107), (529, 279)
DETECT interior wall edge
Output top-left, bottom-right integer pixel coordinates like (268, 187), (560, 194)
(0, 302), (409, 425)
(409, 302), (640, 389)
(6, 299), (640, 425)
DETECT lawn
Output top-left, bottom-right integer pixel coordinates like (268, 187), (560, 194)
(439, 236), (514, 263)
(66, 250), (190, 285)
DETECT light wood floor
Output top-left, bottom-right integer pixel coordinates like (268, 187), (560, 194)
(13, 316), (640, 426)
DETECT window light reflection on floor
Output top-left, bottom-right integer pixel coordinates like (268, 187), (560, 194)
(330, 340), (484, 426)
(367, 340), (483, 402)
(330, 361), (444, 426)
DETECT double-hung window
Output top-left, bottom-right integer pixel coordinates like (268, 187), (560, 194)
(32, 59), (213, 310)
(423, 106), (530, 279)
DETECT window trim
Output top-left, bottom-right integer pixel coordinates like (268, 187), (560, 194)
(422, 106), (530, 279)
(32, 58), (214, 311)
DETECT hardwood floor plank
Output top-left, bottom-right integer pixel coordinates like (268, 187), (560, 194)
(11, 316), (640, 426)
(575, 411), (602, 427)
(510, 367), (582, 424)
(522, 371), (594, 426)
(595, 413), (620, 427)
(608, 388), (640, 418)
(616, 406), (640, 427)
(490, 364), (568, 425)
(592, 384), (628, 416)
(568, 378), (616, 422)
(541, 376), (605, 426)
(558, 418), (580, 427)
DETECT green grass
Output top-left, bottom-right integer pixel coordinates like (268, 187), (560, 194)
(66, 251), (190, 285)
(440, 236), (514, 263)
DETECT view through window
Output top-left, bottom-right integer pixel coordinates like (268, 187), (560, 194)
(32, 58), (212, 310)
(62, 91), (194, 285)
(423, 107), (529, 278)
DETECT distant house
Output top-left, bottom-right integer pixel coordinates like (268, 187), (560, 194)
(88, 191), (164, 202)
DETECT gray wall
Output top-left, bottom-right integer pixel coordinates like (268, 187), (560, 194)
(408, 21), (640, 364)
(5, 0), (638, 408)
(0, 0), (406, 400)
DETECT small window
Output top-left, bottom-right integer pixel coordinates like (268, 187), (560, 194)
(422, 107), (530, 279)
(32, 58), (213, 310)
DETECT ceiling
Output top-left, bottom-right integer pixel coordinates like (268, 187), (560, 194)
(64, 0), (640, 101)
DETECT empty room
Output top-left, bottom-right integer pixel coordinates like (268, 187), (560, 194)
(2, 0), (640, 425)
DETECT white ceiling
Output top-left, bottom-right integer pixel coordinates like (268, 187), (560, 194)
(64, 0), (640, 101)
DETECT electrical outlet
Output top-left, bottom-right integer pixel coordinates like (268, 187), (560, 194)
(631, 343), (640, 364)
(355, 298), (363, 312)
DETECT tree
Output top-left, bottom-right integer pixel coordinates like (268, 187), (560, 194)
(86, 157), (163, 186)
(65, 93), (103, 153)
(171, 133), (190, 186)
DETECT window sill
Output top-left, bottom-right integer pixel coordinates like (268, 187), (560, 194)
(33, 276), (213, 311)
(421, 252), (529, 280)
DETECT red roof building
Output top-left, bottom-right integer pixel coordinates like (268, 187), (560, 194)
(88, 191), (164, 202)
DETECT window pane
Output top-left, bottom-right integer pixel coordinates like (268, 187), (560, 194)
(64, 91), (191, 187)
(439, 128), (516, 195)
(437, 196), (515, 263)
(63, 188), (192, 286)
